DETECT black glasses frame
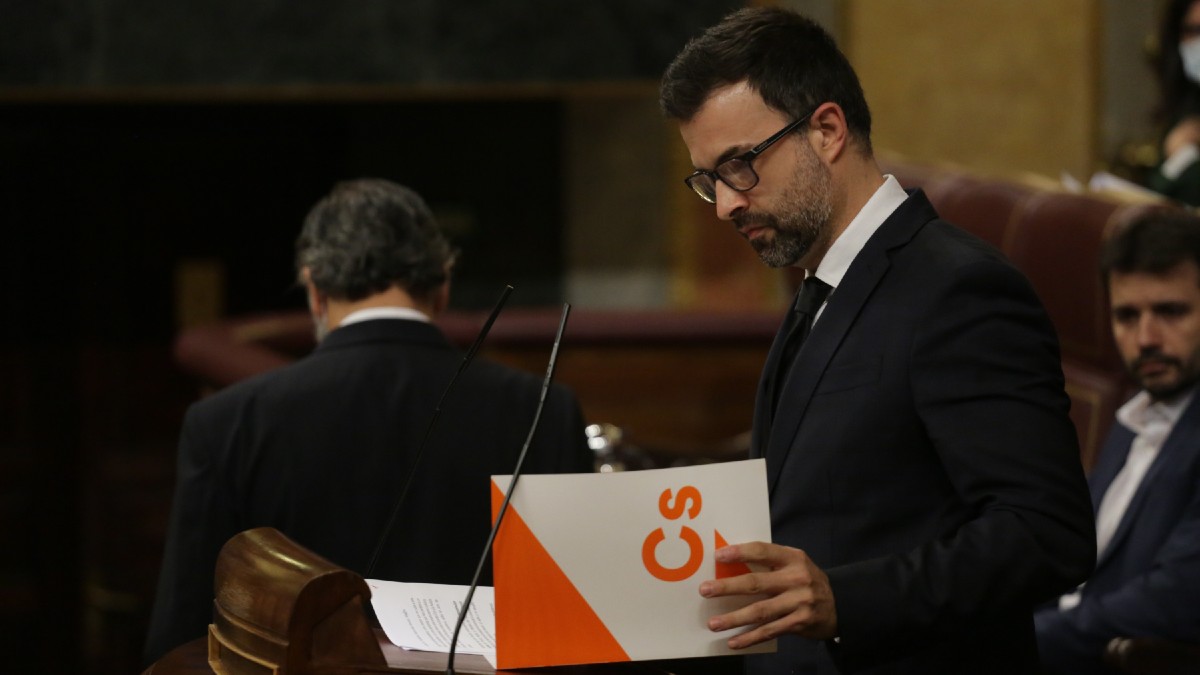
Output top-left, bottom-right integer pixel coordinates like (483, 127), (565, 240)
(684, 107), (818, 204)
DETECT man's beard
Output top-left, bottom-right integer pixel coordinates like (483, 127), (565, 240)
(735, 147), (833, 268)
(1129, 348), (1200, 401)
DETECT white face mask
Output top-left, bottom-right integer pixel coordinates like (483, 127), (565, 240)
(1180, 38), (1200, 84)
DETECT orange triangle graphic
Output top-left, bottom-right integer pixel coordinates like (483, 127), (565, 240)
(491, 482), (630, 669)
(714, 530), (752, 579)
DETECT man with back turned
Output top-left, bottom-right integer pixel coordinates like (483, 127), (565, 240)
(143, 178), (593, 665)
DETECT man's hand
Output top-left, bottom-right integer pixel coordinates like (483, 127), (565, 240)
(1165, 115), (1200, 158)
(698, 542), (838, 649)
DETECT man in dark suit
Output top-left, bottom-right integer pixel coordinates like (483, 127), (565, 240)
(143, 178), (593, 665)
(659, 8), (1095, 674)
(1035, 213), (1200, 673)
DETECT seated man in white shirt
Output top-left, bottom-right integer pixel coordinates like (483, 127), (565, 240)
(1035, 211), (1200, 674)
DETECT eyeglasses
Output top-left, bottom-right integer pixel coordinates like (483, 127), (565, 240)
(684, 108), (816, 204)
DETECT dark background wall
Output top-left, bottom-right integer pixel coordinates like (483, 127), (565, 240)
(2, 1), (732, 85)
(0, 2), (740, 673)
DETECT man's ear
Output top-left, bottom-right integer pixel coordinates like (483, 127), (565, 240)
(429, 279), (451, 317)
(809, 101), (849, 163)
(429, 260), (455, 317)
(301, 267), (327, 316)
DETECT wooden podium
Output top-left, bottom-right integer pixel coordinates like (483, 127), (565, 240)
(142, 526), (1200, 675)
(144, 527), (660, 675)
(144, 527), (496, 675)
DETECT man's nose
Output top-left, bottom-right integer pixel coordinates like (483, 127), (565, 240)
(1136, 315), (1163, 348)
(714, 181), (749, 221)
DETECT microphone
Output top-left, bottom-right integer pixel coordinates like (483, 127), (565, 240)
(364, 284), (515, 579)
(445, 302), (571, 675)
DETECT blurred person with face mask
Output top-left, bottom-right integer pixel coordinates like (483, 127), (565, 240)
(1148, 0), (1200, 205)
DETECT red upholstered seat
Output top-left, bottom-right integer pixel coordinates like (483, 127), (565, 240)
(1006, 191), (1125, 369)
(880, 160), (1181, 470)
(926, 174), (1036, 253)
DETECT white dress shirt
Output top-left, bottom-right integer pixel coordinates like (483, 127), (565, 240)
(808, 175), (909, 324)
(1095, 390), (1192, 555)
(1058, 389), (1192, 610)
(338, 306), (431, 327)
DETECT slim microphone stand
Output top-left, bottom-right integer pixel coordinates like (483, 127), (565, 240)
(364, 284), (514, 579)
(445, 303), (571, 675)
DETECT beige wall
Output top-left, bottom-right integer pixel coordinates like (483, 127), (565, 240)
(1101, 0), (1162, 163)
(567, 1), (1171, 311)
(563, 87), (674, 308)
(562, 85), (787, 311)
(844, 0), (1102, 180)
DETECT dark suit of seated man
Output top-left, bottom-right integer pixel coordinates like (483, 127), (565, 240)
(1036, 212), (1200, 674)
(143, 178), (594, 666)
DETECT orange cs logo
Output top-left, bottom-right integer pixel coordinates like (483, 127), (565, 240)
(641, 486), (704, 582)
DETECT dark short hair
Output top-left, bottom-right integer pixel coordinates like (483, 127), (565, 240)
(295, 178), (457, 302)
(659, 6), (873, 155)
(1101, 210), (1200, 285)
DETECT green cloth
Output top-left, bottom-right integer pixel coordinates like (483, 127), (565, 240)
(1148, 158), (1200, 207)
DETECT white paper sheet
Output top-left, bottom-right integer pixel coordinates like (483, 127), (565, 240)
(491, 459), (775, 667)
(366, 580), (497, 667)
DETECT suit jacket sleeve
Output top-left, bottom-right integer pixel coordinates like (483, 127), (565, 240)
(1034, 470), (1200, 673)
(142, 402), (241, 666)
(826, 256), (1096, 664)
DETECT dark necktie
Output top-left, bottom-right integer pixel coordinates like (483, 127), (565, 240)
(773, 276), (832, 412)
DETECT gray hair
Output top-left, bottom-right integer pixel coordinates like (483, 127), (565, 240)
(295, 178), (457, 302)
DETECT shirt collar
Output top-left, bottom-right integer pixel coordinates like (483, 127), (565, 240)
(811, 174), (908, 289)
(338, 306), (431, 328)
(1116, 388), (1196, 437)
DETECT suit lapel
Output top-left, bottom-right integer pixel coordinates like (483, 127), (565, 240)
(750, 309), (795, 459)
(761, 191), (938, 495)
(1088, 424), (1135, 514)
(1096, 393), (1200, 568)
